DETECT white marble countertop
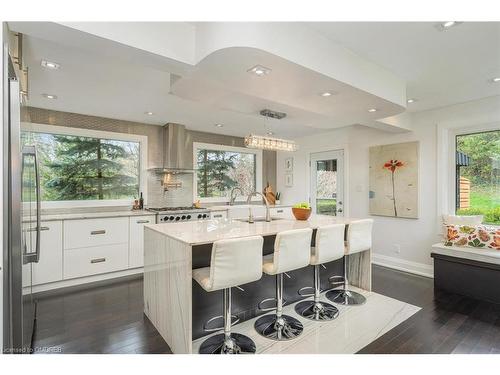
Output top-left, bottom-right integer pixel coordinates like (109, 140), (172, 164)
(24, 209), (155, 222)
(207, 204), (292, 211)
(144, 214), (359, 245)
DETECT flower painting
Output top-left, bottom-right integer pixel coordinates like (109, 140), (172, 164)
(369, 142), (419, 219)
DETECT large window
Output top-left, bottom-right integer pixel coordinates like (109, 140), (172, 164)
(455, 129), (499, 225)
(194, 143), (262, 201)
(21, 124), (146, 204)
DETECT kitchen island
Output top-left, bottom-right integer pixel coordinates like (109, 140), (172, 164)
(143, 215), (371, 353)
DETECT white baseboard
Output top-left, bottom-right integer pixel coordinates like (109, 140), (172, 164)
(28, 267), (144, 294)
(372, 253), (434, 278)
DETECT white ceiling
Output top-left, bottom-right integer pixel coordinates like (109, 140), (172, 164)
(18, 22), (500, 139)
(307, 22), (500, 112)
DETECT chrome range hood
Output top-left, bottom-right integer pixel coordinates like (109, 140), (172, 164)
(149, 123), (194, 174)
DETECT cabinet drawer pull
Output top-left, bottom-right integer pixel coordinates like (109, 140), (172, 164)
(136, 220), (150, 224)
(90, 257), (106, 264)
(28, 226), (49, 232)
(277, 210), (283, 213)
(91, 230), (106, 235)
(213, 214), (223, 218)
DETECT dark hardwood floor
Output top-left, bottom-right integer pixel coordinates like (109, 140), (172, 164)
(32, 265), (500, 354)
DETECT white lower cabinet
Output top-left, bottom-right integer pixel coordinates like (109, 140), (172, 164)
(23, 220), (63, 286)
(64, 243), (129, 279)
(128, 215), (154, 268)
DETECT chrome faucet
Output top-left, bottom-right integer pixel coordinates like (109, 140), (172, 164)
(246, 192), (271, 223)
(229, 187), (243, 206)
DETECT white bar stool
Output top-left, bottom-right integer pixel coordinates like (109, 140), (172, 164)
(193, 236), (264, 354)
(295, 224), (345, 321)
(326, 219), (373, 305)
(254, 228), (313, 341)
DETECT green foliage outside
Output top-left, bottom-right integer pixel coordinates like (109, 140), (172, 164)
(197, 149), (256, 198)
(316, 199), (336, 216)
(456, 130), (499, 225)
(21, 131), (140, 201)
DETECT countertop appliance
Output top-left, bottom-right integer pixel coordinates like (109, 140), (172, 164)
(3, 43), (41, 353)
(147, 206), (211, 223)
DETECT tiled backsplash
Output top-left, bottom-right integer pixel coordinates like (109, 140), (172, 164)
(25, 107), (277, 209)
(147, 173), (194, 207)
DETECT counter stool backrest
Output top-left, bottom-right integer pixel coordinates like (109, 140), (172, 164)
(209, 236), (264, 291)
(346, 219), (374, 255)
(271, 228), (313, 274)
(315, 224), (346, 264)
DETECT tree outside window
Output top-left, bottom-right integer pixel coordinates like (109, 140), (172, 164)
(456, 130), (500, 225)
(21, 131), (140, 201)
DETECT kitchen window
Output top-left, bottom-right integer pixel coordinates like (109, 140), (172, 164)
(193, 142), (262, 202)
(455, 129), (499, 225)
(21, 123), (147, 207)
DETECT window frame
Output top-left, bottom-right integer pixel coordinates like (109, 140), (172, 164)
(192, 142), (263, 203)
(21, 122), (148, 208)
(445, 122), (499, 221)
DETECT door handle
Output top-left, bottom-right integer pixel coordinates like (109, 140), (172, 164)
(90, 258), (106, 264)
(136, 220), (150, 224)
(91, 230), (106, 235)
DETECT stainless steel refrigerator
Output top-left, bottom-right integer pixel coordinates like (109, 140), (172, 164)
(3, 40), (41, 354)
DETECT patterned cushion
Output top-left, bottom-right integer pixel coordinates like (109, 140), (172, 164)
(444, 224), (500, 250)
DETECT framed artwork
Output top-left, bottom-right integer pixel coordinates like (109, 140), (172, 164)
(369, 141), (419, 219)
(285, 173), (293, 187)
(285, 157), (293, 172)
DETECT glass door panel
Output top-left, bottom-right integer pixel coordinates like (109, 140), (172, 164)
(310, 150), (344, 216)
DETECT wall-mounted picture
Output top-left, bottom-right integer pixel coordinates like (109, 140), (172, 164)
(285, 173), (293, 187)
(285, 157), (293, 172)
(369, 141), (419, 219)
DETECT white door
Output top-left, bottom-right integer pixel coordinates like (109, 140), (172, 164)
(310, 150), (344, 216)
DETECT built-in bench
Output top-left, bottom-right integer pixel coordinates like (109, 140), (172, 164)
(431, 243), (500, 304)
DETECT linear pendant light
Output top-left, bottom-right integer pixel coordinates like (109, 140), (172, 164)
(245, 109), (297, 152)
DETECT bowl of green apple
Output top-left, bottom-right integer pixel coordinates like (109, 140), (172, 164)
(292, 202), (312, 221)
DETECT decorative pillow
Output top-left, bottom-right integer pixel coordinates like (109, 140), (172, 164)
(444, 224), (500, 250)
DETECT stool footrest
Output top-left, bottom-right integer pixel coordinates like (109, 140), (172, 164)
(328, 275), (345, 286)
(298, 286), (315, 297)
(203, 314), (240, 332)
(258, 297), (287, 312)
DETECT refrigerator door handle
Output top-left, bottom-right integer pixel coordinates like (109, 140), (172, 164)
(21, 145), (41, 263)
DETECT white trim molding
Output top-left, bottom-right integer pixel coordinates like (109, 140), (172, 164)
(21, 122), (148, 208)
(372, 253), (434, 279)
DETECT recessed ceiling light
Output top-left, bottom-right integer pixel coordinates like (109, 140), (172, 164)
(320, 91), (337, 97)
(145, 111), (154, 115)
(247, 65), (271, 77)
(267, 131), (274, 136)
(368, 108), (378, 113)
(42, 93), (57, 99)
(436, 21), (462, 31)
(215, 123), (223, 128)
(407, 98), (417, 104)
(492, 77), (500, 83)
(41, 60), (60, 70)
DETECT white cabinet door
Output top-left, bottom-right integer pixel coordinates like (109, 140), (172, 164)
(32, 221), (63, 285)
(129, 215), (154, 268)
(270, 207), (292, 218)
(64, 217), (128, 249)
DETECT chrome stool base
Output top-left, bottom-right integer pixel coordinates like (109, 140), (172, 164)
(326, 289), (366, 305)
(199, 333), (256, 354)
(254, 314), (304, 341)
(294, 300), (339, 321)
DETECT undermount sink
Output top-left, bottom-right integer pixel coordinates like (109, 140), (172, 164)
(235, 217), (285, 223)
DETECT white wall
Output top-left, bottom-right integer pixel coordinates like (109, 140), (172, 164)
(277, 96), (500, 277)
